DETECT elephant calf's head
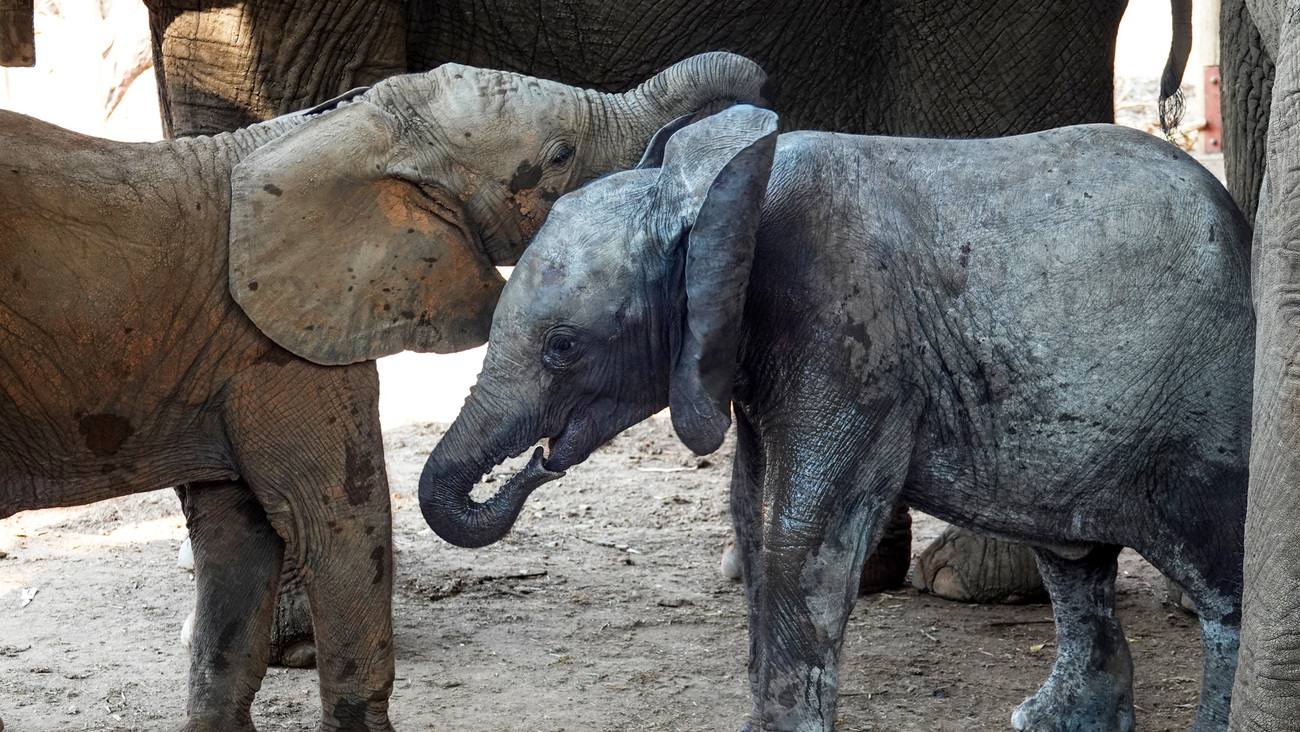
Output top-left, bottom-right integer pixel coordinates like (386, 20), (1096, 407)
(418, 105), (780, 548)
(228, 53), (768, 366)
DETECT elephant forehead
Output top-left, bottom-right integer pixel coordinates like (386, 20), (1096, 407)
(429, 66), (582, 124)
(504, 236), (636, 315)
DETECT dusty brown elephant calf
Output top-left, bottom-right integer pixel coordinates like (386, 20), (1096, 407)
(0, 53), (764, 731)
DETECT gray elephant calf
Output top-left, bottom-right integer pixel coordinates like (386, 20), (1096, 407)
(418, 106), (1251, 732)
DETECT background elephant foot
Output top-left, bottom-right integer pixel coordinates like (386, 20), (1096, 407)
(719, 536), (743, 580)
(1163, 578), (1198, 615)
(268, 555), (316, 668)
(720, 504), (912, 594)
(910, 526), (1048, 604)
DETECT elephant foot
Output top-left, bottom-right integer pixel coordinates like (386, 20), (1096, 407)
(1011, 671), (1134, 732)
(176, 717), (256, 732)
(721, 536), (743, 581)
(277, 639), (317, 668)
(1163, 577), (1198, 615)
(910, 525), (1047, 604)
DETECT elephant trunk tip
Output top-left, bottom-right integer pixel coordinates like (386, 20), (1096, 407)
(419, 446), (565, 549)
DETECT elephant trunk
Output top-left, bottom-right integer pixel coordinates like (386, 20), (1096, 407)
(615, 52), (769, 154)
(418, 380), (563, 548)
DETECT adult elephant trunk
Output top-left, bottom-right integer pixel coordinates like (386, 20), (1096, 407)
(418, 378), (563, 549)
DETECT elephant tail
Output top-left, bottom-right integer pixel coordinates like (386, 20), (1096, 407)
(1158, 0), (1193, 136)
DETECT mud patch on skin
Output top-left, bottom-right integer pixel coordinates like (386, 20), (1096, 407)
(371, 545), (387, 585)
(78, 413), (132, 456)
(508, 160), (544, 194)
(344, 444), (379, 506)
(505, 185), (560, 246)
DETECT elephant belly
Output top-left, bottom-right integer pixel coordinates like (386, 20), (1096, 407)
(0, 430), (239, 519)
(0, 390), (240, 518)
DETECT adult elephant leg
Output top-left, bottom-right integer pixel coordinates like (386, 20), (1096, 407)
(179, 480), (283, 732)
(142, 0), (406, 137)
(227, 361), (394, 732)
(1221, 0), (1275, 225)
(739, 406), (912, 732)
(1232, 5), (1300, 724)
(1011, 545), (1134, 732)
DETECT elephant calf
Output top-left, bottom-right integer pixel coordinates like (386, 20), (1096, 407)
(0, 54), (765, 731)
(419, 106), (1251, 732)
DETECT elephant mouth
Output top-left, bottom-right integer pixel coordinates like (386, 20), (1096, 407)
(543, 399), (664, 472)
(544, 411), (602, 472)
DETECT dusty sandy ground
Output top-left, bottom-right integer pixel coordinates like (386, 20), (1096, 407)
(0, 417), (1207, 732)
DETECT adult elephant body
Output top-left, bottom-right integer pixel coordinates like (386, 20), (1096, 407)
(0, 56), (765, 731)
(142, 0), (1140, 139)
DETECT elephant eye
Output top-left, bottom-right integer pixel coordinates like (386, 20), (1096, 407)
(550, 144), (574, 167)
(543, 328), (581, 369)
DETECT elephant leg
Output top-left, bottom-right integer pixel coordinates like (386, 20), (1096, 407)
(721, 499), (911, 595)
(261, 475), (394, 732)
(1135, 507), (1242, 730)
(1220, 0), (1274, 224)
(178, 480), (282, 732)
(177, 490), (316, 668)
(1011, 545), (1133, 732)
(1157, 573), (1238, 732)
(269, 554), (317, 668)
(735, 409), (911, 732)
(856, 503), (911, 594)
(226, 362), (394, 732)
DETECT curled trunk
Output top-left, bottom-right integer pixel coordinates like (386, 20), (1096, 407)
(418, 385), (562, 548)
(609, 52), (769, 164)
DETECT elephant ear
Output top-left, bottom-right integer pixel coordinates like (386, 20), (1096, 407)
(229, 100), (505, 366)
(658, 105), (778, 454)
(636, 113), (696, 169)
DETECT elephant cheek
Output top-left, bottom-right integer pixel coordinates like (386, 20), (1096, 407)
(507, 186), (560, 245)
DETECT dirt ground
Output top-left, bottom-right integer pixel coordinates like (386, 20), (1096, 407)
(0, 417), (1206, 731)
